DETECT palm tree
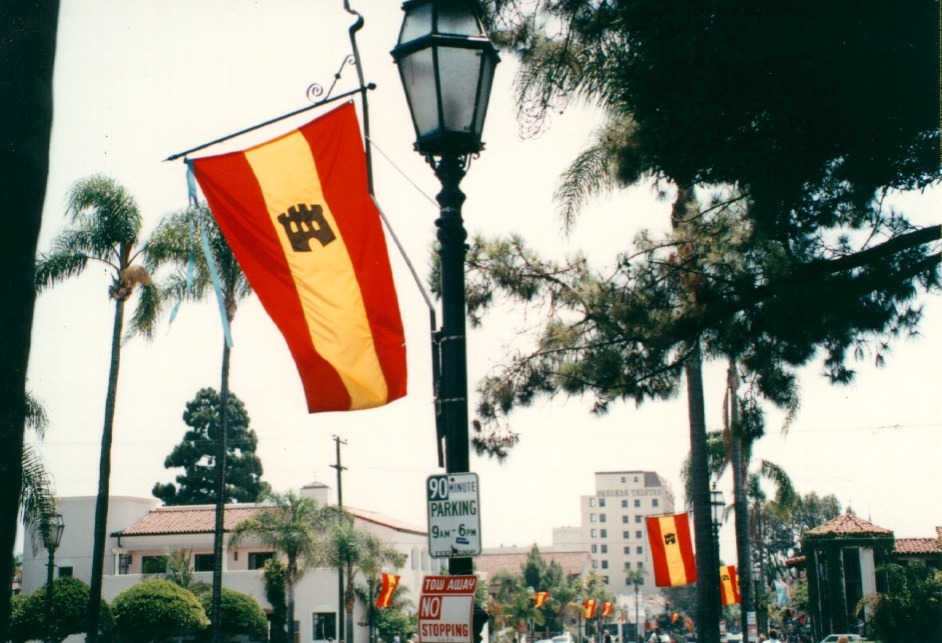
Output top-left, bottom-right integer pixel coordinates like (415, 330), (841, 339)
(624, 569), (645, 643)
(228, 491), (338, 643)
(35, 174), (158, 642)
(19, 391), (59, 557)
(324, 513), (406, 643)
(144, 203), (252, 642)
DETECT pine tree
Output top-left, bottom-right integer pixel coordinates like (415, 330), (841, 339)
(153, 388), (269, 505)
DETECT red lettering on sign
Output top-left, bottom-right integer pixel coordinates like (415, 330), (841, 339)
(419, 596), (442, 619)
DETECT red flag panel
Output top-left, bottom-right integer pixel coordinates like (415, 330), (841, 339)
(646, 513), (697, 587)
(192, 103), (407, 413)
(719, 565), (741, 605)
(377, 573), (401, 608)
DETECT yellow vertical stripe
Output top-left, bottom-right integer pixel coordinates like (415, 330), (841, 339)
(245, 131), (387, 409)
(661, 516), (689, 584)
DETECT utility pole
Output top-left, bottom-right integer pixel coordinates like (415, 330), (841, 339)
(331, 436), (347, 642)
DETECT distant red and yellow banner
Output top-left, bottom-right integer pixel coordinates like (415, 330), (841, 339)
(533, 592), (550, 609)
(376, 573), (400, 608)
(582, 599), (597, 618)
(600, 602), (614, 617)
(192, 103), (406, 413)
(719, 565), (741, 606)
(646, 513), (697, 587)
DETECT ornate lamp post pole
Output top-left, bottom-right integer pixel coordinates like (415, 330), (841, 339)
(710, 487), (726, 634)
(392, 0), (499, 570)
(43, 513), (65, 643)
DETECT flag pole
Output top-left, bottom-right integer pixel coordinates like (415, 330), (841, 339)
(163, 84), (372, 162)
(345, 0), (446, 466)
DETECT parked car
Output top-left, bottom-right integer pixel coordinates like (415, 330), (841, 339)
(818, 635), (862, 643)
(553, 634), (575, 643)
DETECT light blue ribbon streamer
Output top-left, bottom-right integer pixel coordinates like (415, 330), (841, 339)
(186, 159), (199, 207)
(167, 219), (197, 328)
(200, 220), (233, 348)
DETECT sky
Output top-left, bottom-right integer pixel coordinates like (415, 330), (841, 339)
(24, 0), (941, 569)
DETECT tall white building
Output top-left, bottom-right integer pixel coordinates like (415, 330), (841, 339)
(566, 471), (675, 596)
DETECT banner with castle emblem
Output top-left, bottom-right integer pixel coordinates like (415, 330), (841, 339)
(719, 565), (741, 605)
(646, 512), (697, 587)
(191, 102), (407, 413)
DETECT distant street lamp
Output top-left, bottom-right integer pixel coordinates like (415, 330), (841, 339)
(43, 514), (65, 643)
(392, 0), (499, 573)
(710, 487), (725, 631)
(752, 563), (764, 636)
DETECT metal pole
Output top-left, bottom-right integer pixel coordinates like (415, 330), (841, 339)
(433, 153), (471, 568)
(45, 546), (55, 643)
(332, 436), (348, 642)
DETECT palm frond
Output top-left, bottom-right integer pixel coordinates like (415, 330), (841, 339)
(125, 281), (163, 341)
(25, 390), (49, 439)
(65, 174), (142, 252)
(20, 444), (59, 556)
(34, 249), (90, 292)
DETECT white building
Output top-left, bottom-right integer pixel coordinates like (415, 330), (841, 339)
(557, 471), (675, 596)
(21, 482), (441, 642)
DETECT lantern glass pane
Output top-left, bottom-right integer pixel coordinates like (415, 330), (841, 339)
(399, 1), (433, 46)
(398, 48), (440, 139)
(472, 52), (496, 138)
(437, 2), (482, 37)
(438, 46), (482, 133)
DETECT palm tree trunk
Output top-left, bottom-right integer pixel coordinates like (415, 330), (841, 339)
(685, 348), (720, 643)
(0, 2), (59, 637)
(287, 563), (297, 643)
(212, 338), (231, 643)
(727, 363), (753, 640)
(345, 571), (355, 643)
(87, 297), (126, 643)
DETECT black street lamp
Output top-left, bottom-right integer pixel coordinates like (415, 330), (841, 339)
(751, 563), (764, 636)
(43, 513), (65, 643)
(710, 487), (725, 632)
(392, 0), (499, 576)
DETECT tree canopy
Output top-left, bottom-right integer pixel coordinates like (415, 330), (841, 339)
(152, 387), (269, 505)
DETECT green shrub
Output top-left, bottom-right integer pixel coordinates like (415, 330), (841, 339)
(9, 577), (113, 642)
(193, 586), (269, 641)
(111, 578), (209, 642)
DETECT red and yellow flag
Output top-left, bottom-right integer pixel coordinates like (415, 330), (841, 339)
(600, 602), (614, 617)
(719, 565), (741, 606)
(582, 599), (597, 618)
(192, 103), (406, 413)
(646, 513), (697, 587)
(533, 592), (550, 609)
(376, 573), (400, 608)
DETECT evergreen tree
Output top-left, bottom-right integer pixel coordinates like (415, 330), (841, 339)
(153, 388), (269, 505)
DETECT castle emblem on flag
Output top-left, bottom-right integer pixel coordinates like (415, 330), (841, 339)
(664, 532), (677, 545)
(277, 203), (336, 251)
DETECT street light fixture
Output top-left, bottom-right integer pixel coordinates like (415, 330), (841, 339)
(392, 0), (499, 569)
(710, 487), (725, 634)
(43, 513), (65, 643)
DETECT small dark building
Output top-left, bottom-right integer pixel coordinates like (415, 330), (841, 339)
(800, 513), (894, 639)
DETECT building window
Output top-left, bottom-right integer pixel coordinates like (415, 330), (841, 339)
(603, 576), (610, 584)
(592, 560), (598, 569)
(635, 515), (642, 523)
(652, 499), (659, 507)
(600, 529), (607, 538)
(590, 514), (597, 523)
(623, 531), (630, 539)
(118, 554), (132, 575)
(591, 529), (598, 538)
(599, 498), (606, 507)
(58, 567), (73, 578)
(636, 530), (643, 539)
(637, 546), (643, 554)
(249, 552), (275, 570)
(601, 560), (608, 569)
(637, 562), (644, 570)
(624, 560), (631, 568)
(621, 500), (628, 508)
(601, 545), (608, 554)
(194, 554), (215, 572)
(622, 515), (629, 524)
(589, 498), (596, 507)
(624, 547), (630, 555)
(634, 499), (641, 508)
(142, 555), (168, 574)
(600, 514), (607, 523)
(634, 476), (639, 482)
(592, 544), (598, 554)
(312, 612), (337, 642)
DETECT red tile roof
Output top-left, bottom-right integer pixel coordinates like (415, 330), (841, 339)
(893, 538), (941, 555)
(115, 503), (426, 537)
(804, 513), (893, 537)
(475, 548), (591, 578)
